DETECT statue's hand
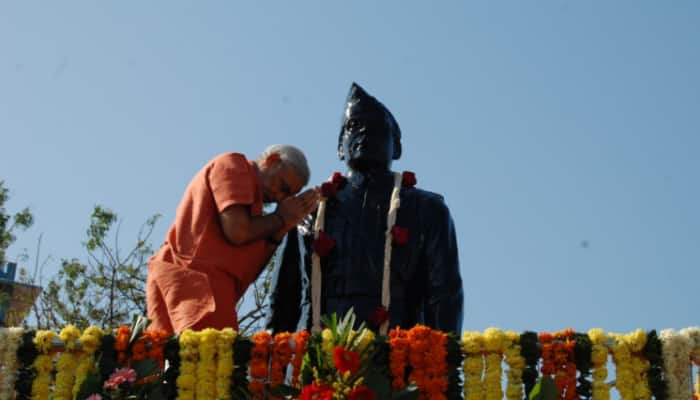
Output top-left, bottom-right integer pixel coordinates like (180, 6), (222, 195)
(275, 187), (320, 232)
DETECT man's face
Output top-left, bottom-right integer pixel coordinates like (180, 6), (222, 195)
(339, 107), (395, 170)
(262, 160), (304, 203)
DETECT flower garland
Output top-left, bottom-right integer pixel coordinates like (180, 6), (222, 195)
(520, 331), (540, 398)
(462, 331), (484, 400)
(660, 329), (692, 400)
(483, 328), (505, 400)
(626, 329), (651, 400)
(680, 327), (700, 400)
(574, 332), (593, 400)
(425, 328), (449, 400)
(54, 325), (81, 400)
(291, 330), (310, 387)
(14, 330), (39, 399)
(503, 331), (525, 400)
(216, 328), (237, 400)
(269, 332), (293, 398)
(31, 330), (58, 400)
(176, 329), (200, 400)
(389, 327), (411, 391)
(115, 325), (131, 366)
(553, 329), (576, 400)
(588, 328), (610, 400)
(0, 327), (23, 400)
(73, 326), (105, 399)
(312, 171), (413, 334)
(407, 325), (431, 399)
(196, 328), (218, 399)
(642, 330), (667, 400)
(249, 331), (271, 400)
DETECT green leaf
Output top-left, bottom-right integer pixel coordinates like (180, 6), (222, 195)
(364, 367), (392, 400)
(529, 377), (558, 400)
(76, 374), (103, 400)
(132, 358), (159, 379)
(130, 315), (151, 345)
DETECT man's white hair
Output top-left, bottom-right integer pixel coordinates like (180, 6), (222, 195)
(261, 144), (311, 185)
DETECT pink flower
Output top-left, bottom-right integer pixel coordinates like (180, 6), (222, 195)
(86, 395), (103, 400)
(103, 367), (137, 389)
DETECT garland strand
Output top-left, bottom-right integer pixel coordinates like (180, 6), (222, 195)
(216, 328), (237, 400)
(196, 328), (218, 399)
(462, 331), (484, 400)
(574, 332), (593, 400)
(54, 324), (81, 400)
(30, 330), (58, 400)
(73, 326), (104, 399)
(269, 332), (293, 398)
(588, 328), (610, 400)
(291, 330), (310, 388)
(520, 331), (540, 398)
(503, 331), (525, 400)
(248, 331), (271, 400)
(14, 329), (39, 399)
(176, 329), (199, 400)
(483, 328), (505, 400)
(643, 330), (667, 400)
(0, 327), (23, 400)
(660, 329), (692, 400)
(390, 327), (411, 391)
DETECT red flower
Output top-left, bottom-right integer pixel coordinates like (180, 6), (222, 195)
(321, 172), (347, 198)
(333, 346), (360, 374)
(369, 306), (390, 327)
(349, 386), (377, 400)
(401, 171), (417, 187)
(391, 226), (409, 246)
(299, 382), (334, 400)
(312, 230), (335, 257)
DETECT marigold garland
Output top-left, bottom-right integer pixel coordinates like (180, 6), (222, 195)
(269, 332), (293, 398)
(215, 328), (237, 400)
(115, 325), (131, 366)
(520, 331), (540, 398)
(73, 326), (105, 399)
(53, 325), (81, 400)
(390, 327), (411, 391)
(462, 331), (485, 400)
(176, 329), (199, 400)
(249, 331), (271, 400)
(196, 328), (218, 399)
(588, 328), (610, 400)
(0, 327), (23, 400)
(574, 333), (593, 400)
(642, 330), (667, 400)
(31, 330), (58, 400)
(425, 329), (449, 400)
(660, 329), (692, 400)
(503, 331), (525, 400)
(483, 328), (505, 400)
(552, 329), (576, 400)
(292, 330), (310, 387)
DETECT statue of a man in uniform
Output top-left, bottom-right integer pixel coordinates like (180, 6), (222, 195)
(267, 82), (463, 334)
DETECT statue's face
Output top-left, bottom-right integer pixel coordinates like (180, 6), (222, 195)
(339, 106), (396, 170)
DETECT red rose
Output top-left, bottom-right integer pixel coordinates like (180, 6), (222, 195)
(391, 226), (409, 246)
(312, 230), (335, 257)
(401, 171), (417, 187)
(331, 172), (347, 189)
(300, 382), (334, 400)
(368, 306), (390, 327)
(333, 346), (360, 374)
(349, 386), (377, 400)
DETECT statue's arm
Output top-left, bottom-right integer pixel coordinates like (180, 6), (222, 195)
(422, 199), (464, 334)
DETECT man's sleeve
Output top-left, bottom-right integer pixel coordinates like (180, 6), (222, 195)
(208, 153), (256, 213)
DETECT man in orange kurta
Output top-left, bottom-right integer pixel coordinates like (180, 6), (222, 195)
(147, 145), (319, 334)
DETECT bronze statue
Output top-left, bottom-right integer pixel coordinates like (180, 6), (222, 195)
(267, 82), (463, 333)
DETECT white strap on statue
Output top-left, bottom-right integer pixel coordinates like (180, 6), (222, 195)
(380, 172), (402, 335)
(311, 199), (327, 333)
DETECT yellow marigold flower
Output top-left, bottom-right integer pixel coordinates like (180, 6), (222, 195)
(483, 328), (505, 353)
(588, 328), (606, 344)
(462, 331), (483, 354)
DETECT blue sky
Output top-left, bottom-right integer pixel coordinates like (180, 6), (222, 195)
(1, 1), (698, 334)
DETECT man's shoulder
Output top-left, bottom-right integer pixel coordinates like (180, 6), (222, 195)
(211, 152), (250, 165)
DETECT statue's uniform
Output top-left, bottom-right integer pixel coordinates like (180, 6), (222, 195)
(268, 171), (464, 333)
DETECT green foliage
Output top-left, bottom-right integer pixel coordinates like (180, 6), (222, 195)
(34, 205), (160, 330)
(0, 180), (34, 265)
(529, 377), (558, 400)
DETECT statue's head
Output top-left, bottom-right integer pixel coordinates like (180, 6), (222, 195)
(337, 82), (402, 172)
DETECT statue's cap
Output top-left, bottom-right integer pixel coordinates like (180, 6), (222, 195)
(344, 82), (401, 139)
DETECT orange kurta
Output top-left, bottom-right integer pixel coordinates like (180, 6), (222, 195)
(146, 153), (265, 334)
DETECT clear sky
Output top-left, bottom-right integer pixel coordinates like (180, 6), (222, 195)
(1, 1), (698, 334)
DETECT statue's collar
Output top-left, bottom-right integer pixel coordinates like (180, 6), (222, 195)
(346, 170), (395, 190)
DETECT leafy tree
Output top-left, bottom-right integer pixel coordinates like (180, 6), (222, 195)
(0, 180), (34, 265)
(33, 206), (160, 330)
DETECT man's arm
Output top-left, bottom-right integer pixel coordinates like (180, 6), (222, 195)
(219, 188), (319, 246)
